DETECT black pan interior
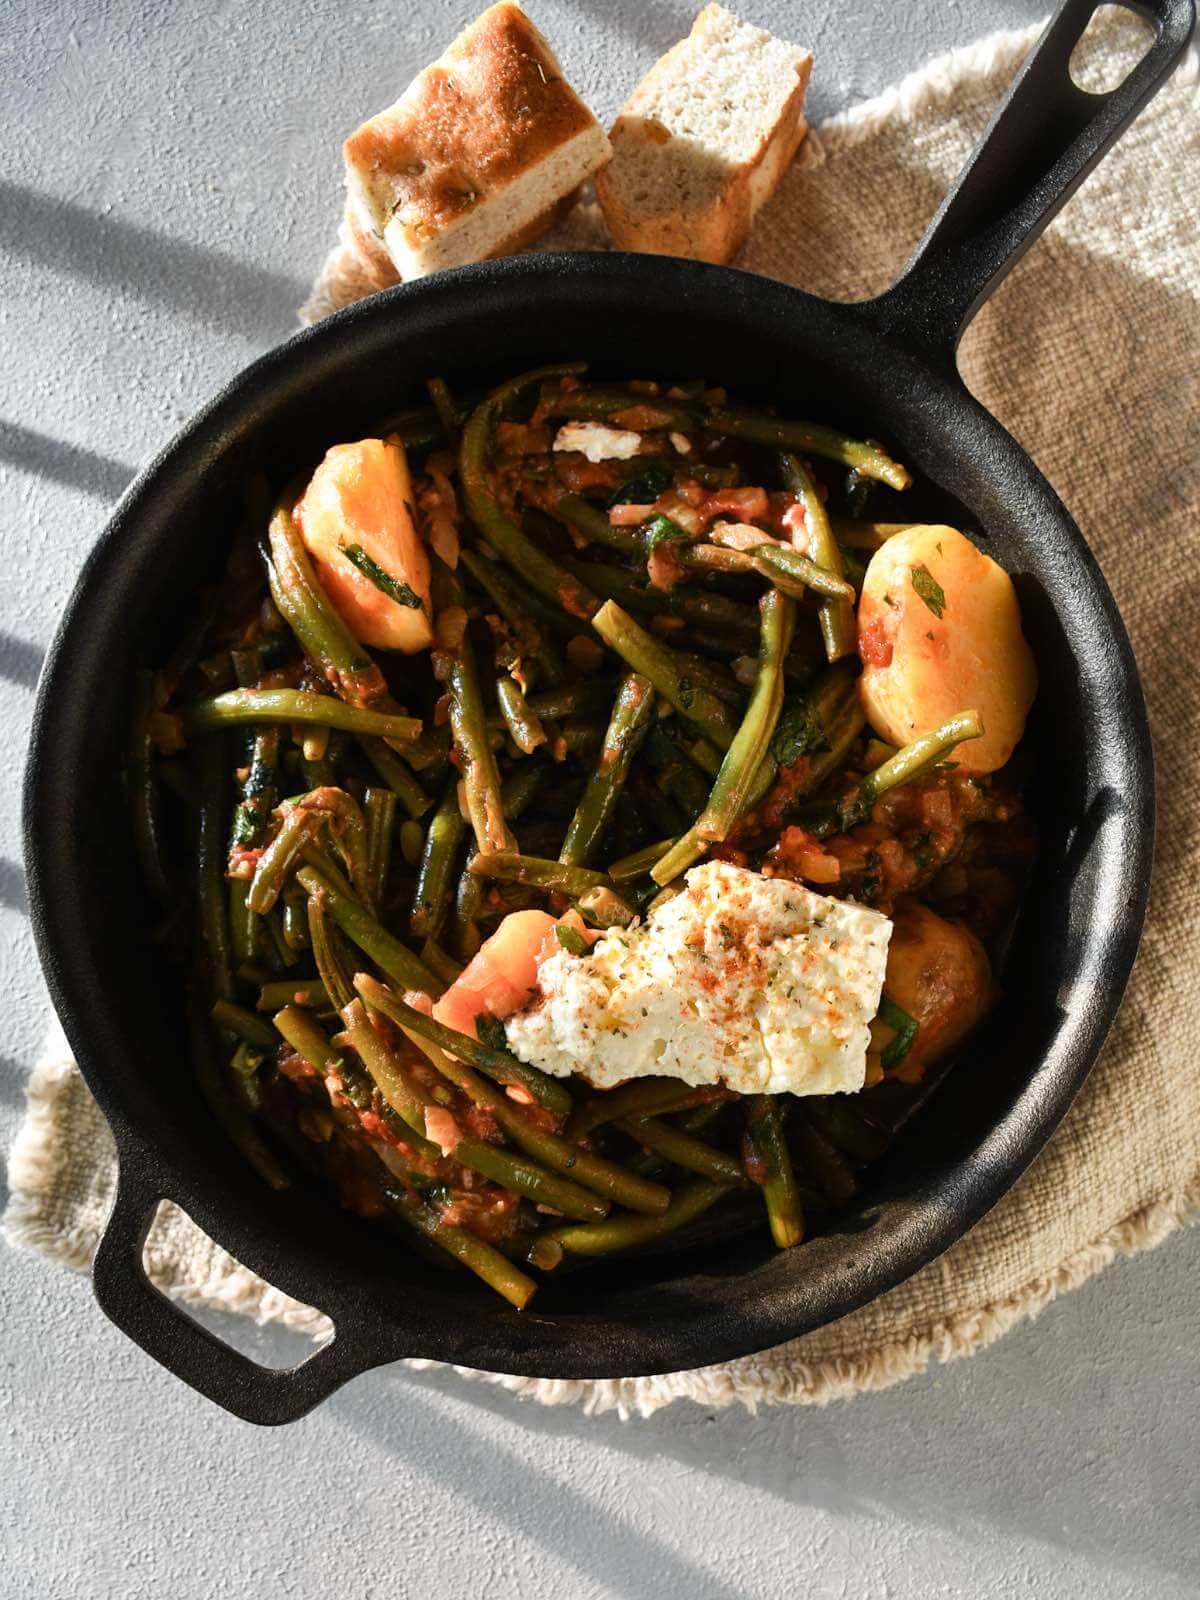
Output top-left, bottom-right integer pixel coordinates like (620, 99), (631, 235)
(25, 254), (1152, 1378)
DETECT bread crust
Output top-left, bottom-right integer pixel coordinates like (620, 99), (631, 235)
(595, 4), (812, 264)
(343, 2), (608, 277)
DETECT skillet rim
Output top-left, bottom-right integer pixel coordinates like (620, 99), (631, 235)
(22, 250), (1156, 1382)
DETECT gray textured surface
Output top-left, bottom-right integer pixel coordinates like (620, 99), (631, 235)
(3, 2), (1197, 1596)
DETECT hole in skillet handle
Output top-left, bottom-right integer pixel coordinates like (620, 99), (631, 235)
(142, 1201), (329, 1370)
(1069, 5), (1156, 93)
(92, 1161), (390, 1424)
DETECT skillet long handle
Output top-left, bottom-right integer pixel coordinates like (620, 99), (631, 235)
(869, 0), (1195, 360)
(92, 1161), (393, 1425)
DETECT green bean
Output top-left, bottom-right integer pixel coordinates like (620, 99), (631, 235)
(793, 1114), (859, 1206)
(385, 1189), (537, 1309)
(212, 999), (278, 1048)
(272, 1003), (341, 1070)
(670, 653), (748, 708)
(643, 725), (712, 816)
(357, 737), (432, 819)
(347, 992), (611, 1216)
(257, 977), (330, 1012)
(696, 589), (793, 844)
(499, 764), (546, 822)
(442, 630), (515, 855)
(569, 1078), (714, 1137)
(419, 938), (464, 987)
(228, 879), (263, 967)
(374, 404), (451, 451)
(365, 786), (398, 911)
(540, 386), (701, 430)
(361, 977), (669, 1216)
(548, 1180), (725, 1256)
(780, 453), (856, 664)
(752, 544), (856, 604)
(807, 1099), (890, 1163)
(560, 674), (655, 867)
(411, 780), (467, 941)
(619, 1115), (747, 1187)
(290, 788), (372, 905)
(301, 746), (337, 789)
(496, 676), (547, 754)
(281, 880), (310, 950)
(552, 493), (641, 556)
(306, 887), (357, 1012)
(606, 836), (681, 884)
(833, 709), (984, 832)
(576, 885), (637, 928)
(264, 905), (300, 970)
(351, 973), (574, 1123)
(625, 767), (689, 839)
(801, 703), (869, 800)
(341, 1001), (452, 1126)
(295, 863), (439, 995)
(745, 1096), (803, 1248)
(458, 548), (566, 687)
(398, 817), (424, 867)
(471, 851), (608, 898)
(677, 543), (756, 575)
(196, 736), (235, 1002)
(648, 829), (707, 887)
(593, 601), (738, 754)
(453, 852), (484, 961)
(266, 502), (387, 705)
(229, 729), (280, 853)
(178, 689), (421, 743)
(246, 807), (323, 914)
(187, 985), (288, 1190)
(564, 555), (757, 639)
(301, 723), (330, 767)
(491, 677), (621, 728)
(460, 365), (600, 620)
(426, 375), (459, 439)
(452, 1141), (610, 1222)
(128, 671), (171, 899)
(343, 1002), (607, 1222)
(705, 408), (912, 490)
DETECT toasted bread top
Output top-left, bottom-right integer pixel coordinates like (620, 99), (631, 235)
(345, 3), (603, 248)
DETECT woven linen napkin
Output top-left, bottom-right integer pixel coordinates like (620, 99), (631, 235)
(6, 12), (1198, 1418)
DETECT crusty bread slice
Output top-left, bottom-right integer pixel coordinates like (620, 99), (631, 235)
(595, 5), (812, 265)
(342, 3), (611, 282)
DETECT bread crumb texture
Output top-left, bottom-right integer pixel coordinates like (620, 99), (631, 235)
(343, 2), (610, 279)
(596, 3), (812, 263)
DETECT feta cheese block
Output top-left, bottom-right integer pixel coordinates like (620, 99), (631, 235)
(504, 860), (892, 1095)
(552, 422), (643, 463)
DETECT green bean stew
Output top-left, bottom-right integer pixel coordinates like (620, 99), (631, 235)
(130, 368), (1037, 1307)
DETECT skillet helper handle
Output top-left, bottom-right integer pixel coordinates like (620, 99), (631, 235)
(871, 0), (1196, 359)
(92, 1163), (388, 1426)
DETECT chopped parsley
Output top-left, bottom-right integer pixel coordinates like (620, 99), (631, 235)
(476, 1015), (508, 1052)
(555, 923), (589, 957)
(641, 513), (689, 551)
(607, 464), (672, 506)
(910, 564), (946, 619)
(771, 695), (828, 767)
(340, 542), (423, 609)
(877, 996), (919, 1070)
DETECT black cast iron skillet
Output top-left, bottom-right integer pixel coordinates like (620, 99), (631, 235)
(24, 0), (1191, 1423)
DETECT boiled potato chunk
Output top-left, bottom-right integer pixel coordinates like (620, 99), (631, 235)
(885, 903), (993, 1068)
(858, 525), (1036, 774)
(297, 438), (433, 653)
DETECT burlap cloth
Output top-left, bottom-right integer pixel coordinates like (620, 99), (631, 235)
(6, 13), (1198, 1418)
